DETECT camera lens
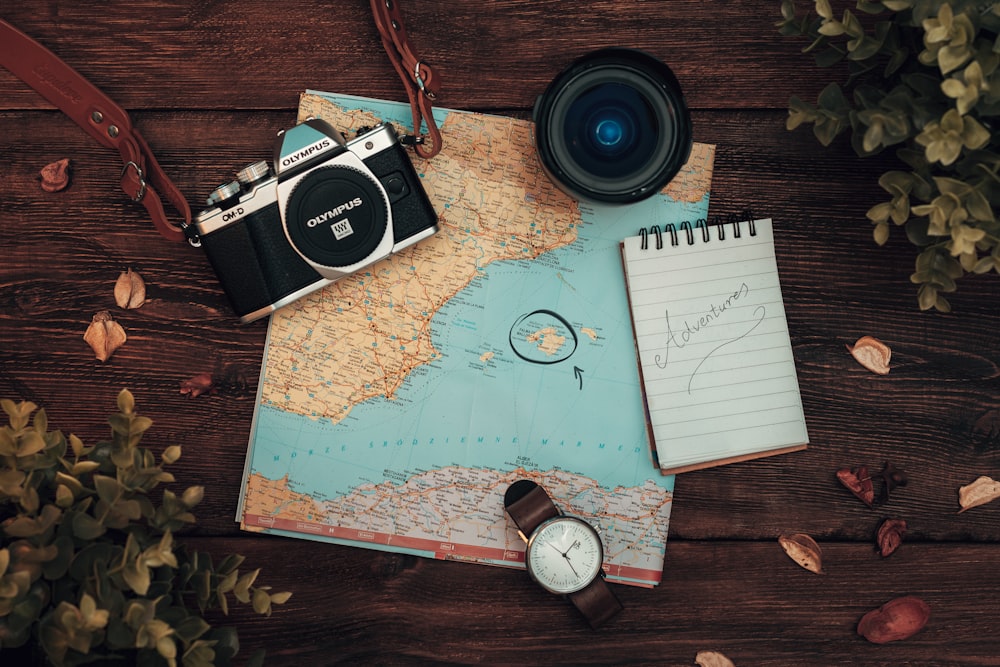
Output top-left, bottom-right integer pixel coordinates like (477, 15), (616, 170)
(534, 48), (692, 204)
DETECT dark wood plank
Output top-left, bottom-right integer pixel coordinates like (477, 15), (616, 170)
(108, 538), (1000, 665)
(1, 0), (826, 111)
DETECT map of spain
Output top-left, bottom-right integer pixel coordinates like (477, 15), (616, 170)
(237, 91), (715, 587)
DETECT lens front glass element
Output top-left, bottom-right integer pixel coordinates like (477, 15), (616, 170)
(563, 82), (660, 181)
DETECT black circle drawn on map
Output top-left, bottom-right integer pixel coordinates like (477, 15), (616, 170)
(508, 310), (579, 365)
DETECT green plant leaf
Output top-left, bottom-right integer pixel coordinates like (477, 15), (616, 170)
(122, 562), (151, 596)
(16, 431), (47, 458)
(182, 486), (205, 508)
(174, 616), (211, 643)
(70, 460), (100, 476)
(251, 589), (271, 616)
(68, 434), (85, 459)
(961, 115), (990, 149)
(117, 389), (135, 415)
(72, 512), (107, 541)
(965, 190), (995, 222)
(162, 445), (181, 465)
(2, 400), (36, 431)
(93, 475), (122, 506)
(268, 591), (292, 606)
(184, 641), (219, 667)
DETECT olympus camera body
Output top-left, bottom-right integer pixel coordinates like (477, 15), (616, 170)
(193, 119), (438, 323)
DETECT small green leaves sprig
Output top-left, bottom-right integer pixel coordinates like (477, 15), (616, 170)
(0, 390), (290, 667)
(778, 0), (1000, 311)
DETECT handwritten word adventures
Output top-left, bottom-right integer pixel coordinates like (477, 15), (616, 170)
(655, 282), (750, 370)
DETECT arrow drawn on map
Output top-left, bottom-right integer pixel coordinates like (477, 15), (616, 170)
(574, 366), (584, 390)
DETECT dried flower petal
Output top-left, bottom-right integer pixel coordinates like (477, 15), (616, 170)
(846, 335), (891, 375)
(39, 158), (72, 192)
(179, 373), (216, 398)
(836, 466), (875, 507)
(83, 311), (127, 362)
(876, 518), (907, 557)
(778, 533), (824, 574)
(695, 651), (735, 667)
(876, 461), (908, 502)
(114, 268), (146, 309)
(958, 475), (1000, 513)
(857, 596), (930, 644)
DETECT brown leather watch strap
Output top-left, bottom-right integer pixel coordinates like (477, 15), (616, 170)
(567, 575), (624, 630)
(504, 480), (561, 535)
(504, 480), (623, 629)
(0, 18), (191, 242)
(369, 0), (442, 159)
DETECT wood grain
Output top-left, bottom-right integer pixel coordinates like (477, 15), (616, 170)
(2, 1), (1000, 665)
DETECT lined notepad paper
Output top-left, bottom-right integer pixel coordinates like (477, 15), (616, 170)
(621, 217), (808, 474)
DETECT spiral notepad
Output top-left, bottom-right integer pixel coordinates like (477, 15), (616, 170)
(621, 216), (808, 475)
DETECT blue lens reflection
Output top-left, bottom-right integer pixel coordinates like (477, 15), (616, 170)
(595, 118), (624, 147)
(564, 82), (657, 180)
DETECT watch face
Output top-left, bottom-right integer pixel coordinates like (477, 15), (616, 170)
(525, 516), (605, 594)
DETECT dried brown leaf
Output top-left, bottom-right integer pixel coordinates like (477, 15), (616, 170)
(876, 518), (907, 557)
(179, 373), (216, 398)
(778, 533), (824, 574)
(958, 475), (1000, 513)
(846, 335), (891, 375)
(857, 596), (930, 644)
(876, 461), (908, 502)
(114, 268), (146, 309)
(695, 651), (735, 667)
(836, 466), (874, 507)
(39, 158), (72, 192)
(83, 311), (126, 362)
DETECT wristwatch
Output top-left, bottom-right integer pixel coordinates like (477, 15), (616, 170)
(503, 479), (623, 628)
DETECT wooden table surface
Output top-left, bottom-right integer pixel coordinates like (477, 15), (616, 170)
(3, 2), (999, 665)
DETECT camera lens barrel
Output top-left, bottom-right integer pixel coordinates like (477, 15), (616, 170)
(533, 48), (692, 204)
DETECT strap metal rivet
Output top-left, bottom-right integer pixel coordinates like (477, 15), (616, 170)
(108, 125), (119, 138)
(91, 111), (104, 124)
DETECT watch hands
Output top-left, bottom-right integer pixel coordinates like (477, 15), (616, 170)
(546, 541), (581, 577)
(562, 553), (580, 577)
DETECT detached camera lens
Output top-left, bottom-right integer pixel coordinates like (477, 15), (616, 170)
(534, 48), (693, 204)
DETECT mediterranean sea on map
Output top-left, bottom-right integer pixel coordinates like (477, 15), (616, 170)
(252, 191), (685, 486)
(238, 92), (714, 585)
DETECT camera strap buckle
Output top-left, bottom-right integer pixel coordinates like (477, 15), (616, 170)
(370, 0), (442, 159)
(120, 162), (147, 203)
(399, 134), (426, 147)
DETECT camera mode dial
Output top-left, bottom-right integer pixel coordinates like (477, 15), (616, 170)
(206, 181), (241, 207)
(236, 161), (271, 186)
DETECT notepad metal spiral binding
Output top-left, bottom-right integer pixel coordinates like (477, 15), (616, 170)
(637, 211), (758, 251)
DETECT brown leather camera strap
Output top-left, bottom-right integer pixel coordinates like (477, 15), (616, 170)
(0, 18), (191, 243)
(370, 0), (443, 159)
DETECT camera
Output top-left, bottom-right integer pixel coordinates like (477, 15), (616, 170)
(192, 119), (439, 323)
(533, 48), (693, 204)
